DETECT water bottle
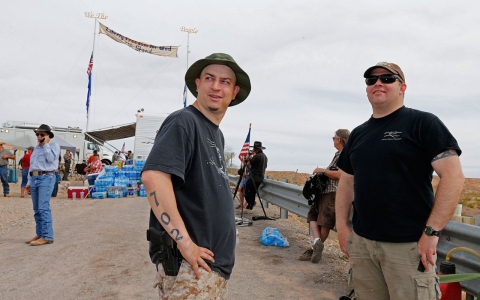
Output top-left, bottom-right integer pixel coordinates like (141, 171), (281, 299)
(72, 192), (77, 199)
(80, 191), (85, 199)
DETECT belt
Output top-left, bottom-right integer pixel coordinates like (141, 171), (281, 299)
(30, 170), (56, 176)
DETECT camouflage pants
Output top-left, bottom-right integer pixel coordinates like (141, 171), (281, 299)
(153, 261), (228, 300)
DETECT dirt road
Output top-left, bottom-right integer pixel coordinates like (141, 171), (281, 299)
(0, 184), (350, 300)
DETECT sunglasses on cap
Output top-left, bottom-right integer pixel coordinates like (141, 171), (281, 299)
(365, 74), (403, 86)
(35, 133), (46, 137)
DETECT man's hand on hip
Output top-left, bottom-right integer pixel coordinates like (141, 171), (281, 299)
(177, 237), (215, 279)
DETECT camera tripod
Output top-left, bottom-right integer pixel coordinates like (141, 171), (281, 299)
(232, 160), (274, 222)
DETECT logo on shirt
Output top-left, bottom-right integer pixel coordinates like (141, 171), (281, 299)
(206, 138), (229, 180)
(382, 131), (402, 141)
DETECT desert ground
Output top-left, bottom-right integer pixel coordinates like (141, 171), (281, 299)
(0, 171), (477, 299)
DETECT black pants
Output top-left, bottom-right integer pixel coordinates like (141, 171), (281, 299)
(245, 178), (262, 209)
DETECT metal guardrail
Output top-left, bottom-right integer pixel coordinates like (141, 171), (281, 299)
(229, 175), (480, 298)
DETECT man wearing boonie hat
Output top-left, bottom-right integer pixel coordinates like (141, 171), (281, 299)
(142, 53), (251, 298)
(25, 124), (60, 246)
(335, 62), (464, 299)
(0, 140), (15, 197)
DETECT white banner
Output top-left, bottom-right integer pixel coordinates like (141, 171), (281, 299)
(99, 22), (178, 58)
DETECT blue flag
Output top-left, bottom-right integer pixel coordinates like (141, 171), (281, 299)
(183, 84), (187, 108)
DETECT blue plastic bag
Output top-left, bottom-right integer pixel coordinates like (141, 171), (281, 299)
(259, 227), (289, 247)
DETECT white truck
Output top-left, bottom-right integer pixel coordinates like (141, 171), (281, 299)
(0, 120), (106, 165)
(133, 113), (169, 160)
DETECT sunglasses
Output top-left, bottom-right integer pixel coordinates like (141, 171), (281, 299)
(332, 136), (339, 141)
(35, 133), (46, 137)
(365, 74), (403, 86)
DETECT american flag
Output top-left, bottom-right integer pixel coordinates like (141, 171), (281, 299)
(87, 52), (94, 76)
(86, 52), (93, 115)
(238, 125), (251, 163)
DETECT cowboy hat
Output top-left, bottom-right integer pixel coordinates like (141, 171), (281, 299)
(250, 141), (266, 150)
(34, 124), (54, 138)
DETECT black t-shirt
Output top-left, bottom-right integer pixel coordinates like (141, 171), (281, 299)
(143, 106), (235, 279)
(337, 106), (461, 243)
(249, 151), (268, 182)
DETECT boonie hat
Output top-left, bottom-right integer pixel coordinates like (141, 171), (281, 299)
(364, 62), (405, 83)
(185, 53), (251, 107)
(34, 124), (54, 138)
(28, 146), (34, 150)
(0, 140), (6, 145)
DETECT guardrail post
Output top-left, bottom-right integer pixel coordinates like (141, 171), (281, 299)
(280, 207), (288, 219)
(262, 199), (269, 208)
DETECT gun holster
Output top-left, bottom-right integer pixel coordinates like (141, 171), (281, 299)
(147, 227), (183, 276)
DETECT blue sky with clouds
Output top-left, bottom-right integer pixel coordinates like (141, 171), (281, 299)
(1, 0), (479, 177)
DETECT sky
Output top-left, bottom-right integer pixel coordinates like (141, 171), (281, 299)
(1, 1), (479, 177)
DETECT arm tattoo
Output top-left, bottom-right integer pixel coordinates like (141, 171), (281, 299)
(160, 212), (170, 225)
(432, 150), (458, 162)
(170, 229), (183, 241)
(150, 191), (159, 206)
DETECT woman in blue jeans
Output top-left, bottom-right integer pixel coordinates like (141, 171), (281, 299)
(20, 146), (34, 198)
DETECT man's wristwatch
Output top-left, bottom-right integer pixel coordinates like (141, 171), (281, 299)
(424, 226), (442, 237)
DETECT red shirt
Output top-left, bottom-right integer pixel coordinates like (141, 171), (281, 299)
(21, 152), (32, 169)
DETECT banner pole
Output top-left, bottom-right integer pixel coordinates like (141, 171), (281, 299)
(181, 26), (198, 107)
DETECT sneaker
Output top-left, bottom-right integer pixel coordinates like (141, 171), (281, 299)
(311, 240), (324, 263)
(299, 249), (313, 261)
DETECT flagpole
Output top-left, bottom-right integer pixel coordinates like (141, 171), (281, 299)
(86, 19), (97, 133)
(84, 11), (108, 162)
(180, 26), (198, 107)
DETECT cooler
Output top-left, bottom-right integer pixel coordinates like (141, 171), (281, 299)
(67, 186), (89, 199)
(8, 168), (18, 183)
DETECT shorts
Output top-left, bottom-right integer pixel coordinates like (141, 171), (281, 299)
(347, 231), (440, 300)
(306, 192), (336, 229)
(154, 261), (228, 300)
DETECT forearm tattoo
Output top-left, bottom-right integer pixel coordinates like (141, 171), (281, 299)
(150, 191), (159, 206)
(432, 150), (458, 162)
(161, 212), (183, 241)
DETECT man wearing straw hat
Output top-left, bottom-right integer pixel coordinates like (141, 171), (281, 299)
(142, 53), (251, 299)
(336, 62), (464, 299)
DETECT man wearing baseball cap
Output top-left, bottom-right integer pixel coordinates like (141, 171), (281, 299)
(142, 53), (251, 298)
(336, 62), (464, 299)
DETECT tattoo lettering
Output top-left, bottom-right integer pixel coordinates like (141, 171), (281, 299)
(160, 212), (170, 225)
(170, 228), (183, 241)
(150, 191), (159, 207)
(432, 150), (458, 162)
